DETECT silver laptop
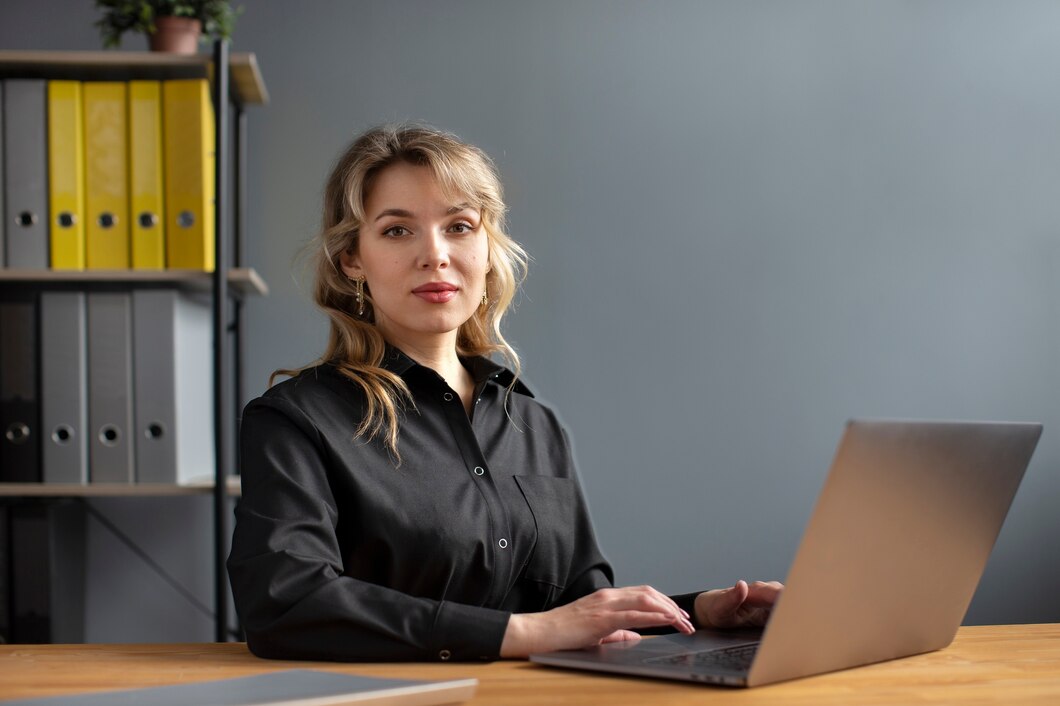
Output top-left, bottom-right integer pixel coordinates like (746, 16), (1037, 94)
(530, 420), (1042, 687)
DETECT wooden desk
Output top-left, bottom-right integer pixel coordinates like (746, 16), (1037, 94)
(0, 624), (1057, 705)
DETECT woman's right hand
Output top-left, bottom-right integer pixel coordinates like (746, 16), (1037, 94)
(499, 585), (695, 658)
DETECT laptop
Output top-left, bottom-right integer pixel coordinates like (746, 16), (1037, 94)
(530, 419), (1042, 687)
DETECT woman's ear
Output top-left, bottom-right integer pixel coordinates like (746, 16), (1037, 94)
(338, 247), (362, 279)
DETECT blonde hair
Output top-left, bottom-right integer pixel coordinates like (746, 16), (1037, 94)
(273, 124), (529, 456)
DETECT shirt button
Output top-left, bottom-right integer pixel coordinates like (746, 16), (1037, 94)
(439, 649), (451, 661)
(443, 392), (454, 402)
(498, 538), (508, 549)
(473, 466), (485, 476)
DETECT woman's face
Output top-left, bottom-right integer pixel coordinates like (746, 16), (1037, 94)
(340, 162), (490, 348)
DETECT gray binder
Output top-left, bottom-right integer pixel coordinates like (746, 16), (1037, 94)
(0, 506), (9, 643)
(41, 292), (88, 484)
(2, 80), (49, 269)
(132, 289), (214, 484)
(0, 295), (40, 482)
(1, 81), (5, 267)
(87, 292), (134, 483)
(9, 503), (86, 644)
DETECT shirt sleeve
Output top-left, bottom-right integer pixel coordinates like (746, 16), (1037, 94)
(227, 396), (511, 662)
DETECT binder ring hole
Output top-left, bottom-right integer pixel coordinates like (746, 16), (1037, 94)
(16, 211), (38, 227)
(99, 425), (121, 446)
(52, 425), (75, 445)
(58, 212), (77, 228)
(177, 210), (195, 228)
(98, 212), (116, 229)
(139, 212), (159, 229)
(5, 423), (31, 445)
(146, 423), (165, 440)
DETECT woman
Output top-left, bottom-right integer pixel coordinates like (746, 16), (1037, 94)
(227, 124), (781, 662)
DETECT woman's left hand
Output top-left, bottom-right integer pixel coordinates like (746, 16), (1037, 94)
(694, 580), (784, 629)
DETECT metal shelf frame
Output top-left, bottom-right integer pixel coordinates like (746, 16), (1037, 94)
(211, 38), (232, 643)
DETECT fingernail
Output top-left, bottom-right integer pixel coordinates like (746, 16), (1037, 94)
(681, 609), (690, 620)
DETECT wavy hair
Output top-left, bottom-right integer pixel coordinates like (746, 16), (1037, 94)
(273, 124), (529, 457)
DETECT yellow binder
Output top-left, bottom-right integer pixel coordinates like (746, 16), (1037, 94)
(163, 79), (215, 272)
(47, 81), (85, 270)
(83, 82), (129, 269)
(129, 81), (165, 269)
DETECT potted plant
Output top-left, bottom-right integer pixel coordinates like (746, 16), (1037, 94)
(95, 1), (240, 54)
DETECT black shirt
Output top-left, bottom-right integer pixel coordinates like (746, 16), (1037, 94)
(228, 347), (697, 662)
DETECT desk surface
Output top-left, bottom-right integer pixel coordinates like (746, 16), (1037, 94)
(0, 624), (1058, 705)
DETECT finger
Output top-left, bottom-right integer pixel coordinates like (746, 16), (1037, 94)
(608, 587), (692, 626)
(635, 585), (693, 622)
(722, 580), (750, 612)
(704, 581), (751, 627)
(599, 629), (642, 644)
(723, 580), (780, 627)
(613, 610), (696, 635)
(638, 585), (692, 620)
(743, 580), (784, 607)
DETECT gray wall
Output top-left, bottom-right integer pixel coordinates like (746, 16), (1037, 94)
(2, 1), (1057, 640)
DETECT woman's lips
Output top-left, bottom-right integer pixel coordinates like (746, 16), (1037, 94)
(412, 282), (458, 303)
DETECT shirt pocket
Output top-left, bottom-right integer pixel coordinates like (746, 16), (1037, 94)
(513, 475), (576, 593)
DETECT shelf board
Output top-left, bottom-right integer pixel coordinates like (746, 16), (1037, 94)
(0, 50), (268, 105)
(0, 267), (268, 297)
(0, 476), (241, 498)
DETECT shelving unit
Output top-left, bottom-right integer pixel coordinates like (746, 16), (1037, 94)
(0, 44), (266, 642)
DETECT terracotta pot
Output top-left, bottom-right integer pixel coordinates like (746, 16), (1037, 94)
(149, 16), (202, 54)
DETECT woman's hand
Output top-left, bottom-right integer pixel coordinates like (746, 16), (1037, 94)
(499, 585), (695, 658)
(694, 580), (783, 629)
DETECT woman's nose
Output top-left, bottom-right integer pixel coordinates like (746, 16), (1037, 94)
(419, 230), (449, 269)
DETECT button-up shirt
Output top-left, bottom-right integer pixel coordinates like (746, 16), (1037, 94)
(228, 347), (696, 661)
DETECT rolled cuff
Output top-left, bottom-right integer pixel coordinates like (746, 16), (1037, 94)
(430, 601), (512, 661)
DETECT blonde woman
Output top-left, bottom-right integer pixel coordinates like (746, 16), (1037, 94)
(227, 124), (781, 662)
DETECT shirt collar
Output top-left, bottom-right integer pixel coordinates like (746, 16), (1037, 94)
(381, 344), (534, 397)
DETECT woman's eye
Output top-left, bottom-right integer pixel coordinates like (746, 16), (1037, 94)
(382, 225), (409, 237)
(449, 222), (475, 234)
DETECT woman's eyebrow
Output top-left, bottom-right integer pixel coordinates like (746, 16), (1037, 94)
(373, 205), (474, 222)
(374, 208), (414, 222)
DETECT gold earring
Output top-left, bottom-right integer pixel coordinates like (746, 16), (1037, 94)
(481, 288), (489, 308)
(354, 276), (366, 316)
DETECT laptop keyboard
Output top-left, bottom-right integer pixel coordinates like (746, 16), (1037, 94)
(644, 642), (759, 673)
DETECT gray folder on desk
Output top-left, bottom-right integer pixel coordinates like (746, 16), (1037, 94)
(41, 292), (89, 484)
(87, 292), (134, 483)
(2, 79), (49, 269)
(0, 669), (478, 705)
(0, 295), (40, 482)
(132, 289), (214, 484)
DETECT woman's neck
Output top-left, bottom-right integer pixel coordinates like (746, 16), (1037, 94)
(382, 330), (469, 393)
